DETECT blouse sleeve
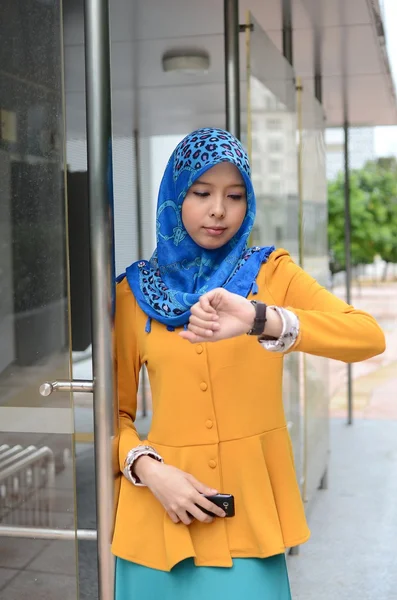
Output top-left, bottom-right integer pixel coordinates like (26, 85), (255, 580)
(265, 249), (385, 363)
(115, 281), (164, 486)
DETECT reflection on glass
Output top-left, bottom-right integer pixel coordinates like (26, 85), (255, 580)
(0, 0), (78, 597)
(245, 13), (301, 482)
(250, 76), (299, 259)
(298, 85), (330, 502)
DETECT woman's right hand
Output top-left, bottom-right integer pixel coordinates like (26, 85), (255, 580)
(134, 457), (226, 525)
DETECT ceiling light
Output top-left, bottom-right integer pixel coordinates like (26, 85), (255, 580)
(162, 50), (210, 75)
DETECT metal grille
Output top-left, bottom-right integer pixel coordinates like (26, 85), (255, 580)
(0, 444), (55, 528)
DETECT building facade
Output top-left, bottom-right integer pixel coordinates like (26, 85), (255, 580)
(326, 127), (376, 181)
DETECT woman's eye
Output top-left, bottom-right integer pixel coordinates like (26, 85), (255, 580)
(193, 191), (210, 197)
(229, 194), (244, 200)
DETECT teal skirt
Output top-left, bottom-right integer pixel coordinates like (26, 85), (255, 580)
(115, 555), (292, 600)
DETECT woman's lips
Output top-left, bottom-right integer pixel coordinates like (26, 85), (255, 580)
(203, 227), (227, 236)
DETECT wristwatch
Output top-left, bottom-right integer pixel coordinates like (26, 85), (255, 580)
(247, 301), (267, 336)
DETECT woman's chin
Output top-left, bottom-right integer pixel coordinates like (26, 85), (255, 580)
(195, 238), (229, 250)
(192, 231), (234, 250)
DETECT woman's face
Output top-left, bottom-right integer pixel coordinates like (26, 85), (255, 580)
(181, 162), (247, 250)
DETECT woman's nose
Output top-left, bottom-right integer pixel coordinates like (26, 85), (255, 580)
(210, 198), (225, 218)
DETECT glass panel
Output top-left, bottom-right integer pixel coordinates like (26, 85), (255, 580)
(63, 0), (97, 595)
(245, 13), (302, 484)
(64, 0), (154, 594)
(0, 0), (78, 598)
(298, 82), (330, 502)
(131, 17), (227, 433)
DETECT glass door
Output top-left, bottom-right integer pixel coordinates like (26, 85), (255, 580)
(0, 0), (80, 597)
(244, 11), (302, 487)
(1, 0), (116, 594)
(296, 79), (330, 504)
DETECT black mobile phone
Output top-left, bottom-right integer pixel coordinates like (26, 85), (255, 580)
(201, 493), (235, 518)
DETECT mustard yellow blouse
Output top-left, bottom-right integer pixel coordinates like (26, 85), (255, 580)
(111, 249), (385, 571)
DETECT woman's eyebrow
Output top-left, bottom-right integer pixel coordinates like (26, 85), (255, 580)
(192, 179), (211, 185)
(193, 179), (245, 187)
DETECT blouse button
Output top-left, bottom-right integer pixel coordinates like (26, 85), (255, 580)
(209, 459), (217, 469)
(200, 382), (208, 392)
(196, 345), (203, 355)
(205, 420), (213, 429)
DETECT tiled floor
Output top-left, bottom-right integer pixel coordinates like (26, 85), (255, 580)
(0, 535), (79, 599)
(287, 284), (397, 599)
(288, 418), (397, 599)
(0, 456), (80, 599)
(0, 567), (21, 589)
(2, 570), (78, 600)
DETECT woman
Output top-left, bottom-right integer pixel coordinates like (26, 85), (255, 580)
(112, 128), (385, 599)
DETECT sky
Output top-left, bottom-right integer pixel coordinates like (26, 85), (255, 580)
(375, 0), (397, 157)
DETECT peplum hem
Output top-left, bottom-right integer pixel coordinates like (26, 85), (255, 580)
(111, 426), (310, 572)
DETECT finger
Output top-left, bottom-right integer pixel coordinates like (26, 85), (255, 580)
(201, 288), (224, 311)
(187, 504), (213, 524)
(188, 476), (218, 496)
(199, 292), (217, 314)
(191, 304), (219, 322)
(189, 315), (220, 331)
(168, 510), (180, 524)
(196, 496), (226, 519)
(187, 479), (226, 518)
(187, 323), (215, 338)
(178, 331), (207, 344)
(178, 510), (193, 526)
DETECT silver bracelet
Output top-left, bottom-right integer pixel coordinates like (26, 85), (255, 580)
(123, 445), (164, 487)
(258, 307), (299, 353)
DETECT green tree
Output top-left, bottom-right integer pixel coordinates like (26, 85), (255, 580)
(328, 172), (377, 274)
(328, 157), (397, 279)
(357, 158), (397, 277)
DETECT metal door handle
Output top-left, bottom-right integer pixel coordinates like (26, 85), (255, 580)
(39, 380), (94, 396)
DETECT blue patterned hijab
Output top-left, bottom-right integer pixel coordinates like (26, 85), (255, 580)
(121, 128), (274, 331)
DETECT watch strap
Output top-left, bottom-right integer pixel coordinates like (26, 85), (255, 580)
(247, 301), (267, 336)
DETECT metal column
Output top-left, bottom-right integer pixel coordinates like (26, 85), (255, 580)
(84, 0), (115, 597)
(339, 0), (353, 425)
(314, 30), (322, 103)
(224, 0), (241, 138)
(343, 121), (353, 425)
(282, 0), (293, 65)
(133, 129), (148, 417)
(311, 1), (323, 103)
(314, 73), (322, 104)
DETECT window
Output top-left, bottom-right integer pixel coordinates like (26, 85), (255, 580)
(268, 138), (283, 153)
(267, 118), (281, 131)
(252, 136), (261, 153)
(252, 175), (263, 194)
(269, 159), (282, 174)
(269, 180), (281, 195)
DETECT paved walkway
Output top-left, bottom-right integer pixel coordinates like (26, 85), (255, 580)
(288, 418), (397, 599)
(288, 282), (397, 599)
(329, 282), (397, 421)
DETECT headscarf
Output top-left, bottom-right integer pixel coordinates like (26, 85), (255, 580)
(120, 128), (274, 331)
